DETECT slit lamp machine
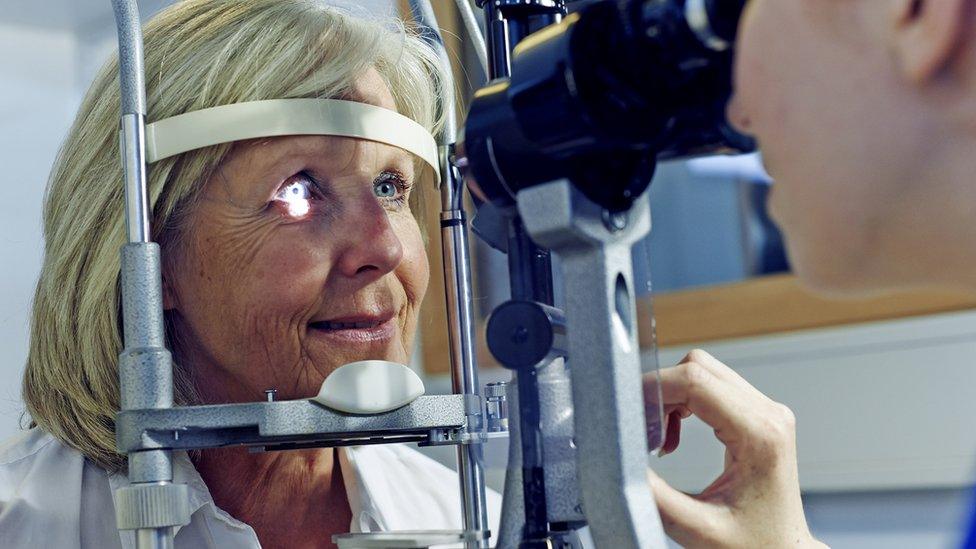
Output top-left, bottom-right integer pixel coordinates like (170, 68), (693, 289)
(107, 0), (753, 547)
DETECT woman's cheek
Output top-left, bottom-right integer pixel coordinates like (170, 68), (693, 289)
(395, 216), (429, 307)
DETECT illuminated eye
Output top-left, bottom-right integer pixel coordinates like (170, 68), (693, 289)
(373, 179), (398, 199)
(274, 177), (314, 217)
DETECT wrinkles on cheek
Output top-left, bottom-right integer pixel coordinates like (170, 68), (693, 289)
(392, 216), (429, 302)
(239, 310), (304, 390)
(209, 215), (282, 274)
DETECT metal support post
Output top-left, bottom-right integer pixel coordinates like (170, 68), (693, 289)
(111, 1), (190, 547)
(407, 1), (492, 546)
(519, 181), (668, 549)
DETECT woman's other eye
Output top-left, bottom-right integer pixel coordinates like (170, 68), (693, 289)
(373, 171), (410, 209)
(273, 173), (319, 218)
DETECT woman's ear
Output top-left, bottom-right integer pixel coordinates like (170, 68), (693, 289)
(892, 0), (973, 84)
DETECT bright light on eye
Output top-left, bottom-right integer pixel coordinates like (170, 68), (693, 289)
(275, 179), (312, 218)
(285, 198), (310, 217)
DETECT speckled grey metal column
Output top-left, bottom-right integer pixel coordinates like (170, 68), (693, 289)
(497, 359), (586, 548)
(112, 1), (189, 547)
(519, 182), (667, 549)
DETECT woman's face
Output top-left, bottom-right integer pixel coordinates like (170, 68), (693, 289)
(730, 1), (976, 294)
(165, 70), (429, 403)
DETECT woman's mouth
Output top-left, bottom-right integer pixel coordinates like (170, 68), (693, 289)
(308, 314), (398, 344)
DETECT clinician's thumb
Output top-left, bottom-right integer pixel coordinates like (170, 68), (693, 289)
(646, 468), (727, 548)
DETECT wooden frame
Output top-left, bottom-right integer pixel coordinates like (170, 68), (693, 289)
(642, 274), (976, 348)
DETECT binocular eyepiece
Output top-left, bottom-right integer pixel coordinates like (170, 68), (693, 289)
(460, 0), (754, 214)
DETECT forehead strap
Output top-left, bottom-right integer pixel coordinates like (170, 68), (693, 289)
(144, 98), (439, 183)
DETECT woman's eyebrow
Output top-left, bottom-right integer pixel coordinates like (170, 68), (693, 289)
(388, 148), (417, 175)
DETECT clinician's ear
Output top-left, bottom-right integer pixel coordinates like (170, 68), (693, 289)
(893, 0), (973, 83)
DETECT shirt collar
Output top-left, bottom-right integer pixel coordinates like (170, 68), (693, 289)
(107, 447), (379, 547)
(108, 451), (258, 549)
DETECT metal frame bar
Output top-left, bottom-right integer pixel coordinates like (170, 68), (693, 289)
(116, 396), (465, 453)
(406, 2), (492, 547)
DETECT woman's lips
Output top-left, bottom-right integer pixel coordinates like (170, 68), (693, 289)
(307, 316), (397, 344)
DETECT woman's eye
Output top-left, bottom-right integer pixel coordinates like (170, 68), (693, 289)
(373, 172), (409, 207)
(278, 180), (312, 201)
(374, 180), (398, 198)
(273, 174), (317, 218)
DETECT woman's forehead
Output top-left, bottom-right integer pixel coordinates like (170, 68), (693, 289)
(230, 134), (415, 176)
(343, 68), (397, 112)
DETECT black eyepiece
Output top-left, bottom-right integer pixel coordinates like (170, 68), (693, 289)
(461, 0), (755, 213)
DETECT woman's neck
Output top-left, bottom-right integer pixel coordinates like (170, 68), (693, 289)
(192, 446), (352, 549)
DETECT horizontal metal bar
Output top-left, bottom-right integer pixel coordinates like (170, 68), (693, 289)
(117, 395), (465, 452)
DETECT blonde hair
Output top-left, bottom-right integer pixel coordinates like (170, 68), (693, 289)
(23, 0), (445, 472)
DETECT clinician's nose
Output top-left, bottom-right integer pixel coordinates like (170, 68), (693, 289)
(332, 199), (404, 283)
(726, 95), (752, 134)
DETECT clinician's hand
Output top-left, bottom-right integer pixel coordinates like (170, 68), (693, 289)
(645, 350), (827, 549)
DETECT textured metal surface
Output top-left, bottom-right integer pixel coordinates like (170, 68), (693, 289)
(120, 244), (166, 350)
(128, 451), (174, 484)
(113, 4), (179, 547)
(116, 396), (466, 452)
(497, 359), (585, 548)
(519, 181), (666, 548)
(115, 482), (190, 530)
(119, 347), (172, 410)
(334, 529), (489, 548)
(118, 245), (177, 519)
(111, 0), (146, 115)
(496, 375), (523, 549)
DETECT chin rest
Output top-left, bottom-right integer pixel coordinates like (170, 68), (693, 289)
(312, 360), (426, 414)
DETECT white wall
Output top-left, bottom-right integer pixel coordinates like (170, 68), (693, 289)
(652, 311), (976, 548)
(0, 22), (79, 437)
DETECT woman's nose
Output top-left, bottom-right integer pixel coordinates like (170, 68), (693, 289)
(333, 204), (404, 282)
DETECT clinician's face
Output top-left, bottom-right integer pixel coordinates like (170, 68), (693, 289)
(730, 1), (972, 294)
(164, 70), (430, 403)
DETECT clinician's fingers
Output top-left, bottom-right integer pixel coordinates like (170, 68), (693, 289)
(657, 361), (763, 449)
(678, 349), (754, 393)
(646, 469), (729, 547)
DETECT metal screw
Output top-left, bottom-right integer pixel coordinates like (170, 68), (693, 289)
(485, 382), (509, 433)
(602, 209), (628, 232)
(264, 389), (277, 402)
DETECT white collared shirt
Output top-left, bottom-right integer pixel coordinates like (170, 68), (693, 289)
(0, 428), (501, 548)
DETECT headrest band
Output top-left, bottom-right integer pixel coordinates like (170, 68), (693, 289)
(144, 98), (440, 182)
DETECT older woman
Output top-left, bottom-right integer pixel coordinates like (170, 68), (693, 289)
(0, 1), (499, 547)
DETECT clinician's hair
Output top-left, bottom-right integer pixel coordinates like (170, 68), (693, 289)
(22, 0), (445, 472)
